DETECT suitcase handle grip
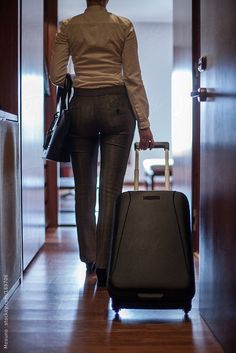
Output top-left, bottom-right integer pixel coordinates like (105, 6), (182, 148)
(134, 141), (170, 191)
(134, 142), (169, 151)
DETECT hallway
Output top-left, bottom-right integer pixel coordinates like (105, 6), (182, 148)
(1, 1), (236, 352)
(0, 228), (224, 353)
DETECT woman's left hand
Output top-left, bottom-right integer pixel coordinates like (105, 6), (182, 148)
(139, 127), (155, 150)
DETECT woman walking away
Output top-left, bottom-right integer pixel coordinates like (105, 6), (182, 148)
(50, 0), (154, 286)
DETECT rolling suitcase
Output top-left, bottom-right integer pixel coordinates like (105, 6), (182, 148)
(107, 142), (195, 315)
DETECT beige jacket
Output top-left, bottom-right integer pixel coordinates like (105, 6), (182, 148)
(50, 5), (150, 129)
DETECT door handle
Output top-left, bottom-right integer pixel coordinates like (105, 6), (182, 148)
(191, 88), (208, 102)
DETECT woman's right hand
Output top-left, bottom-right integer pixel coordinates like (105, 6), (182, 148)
(139, 127), (155, 150)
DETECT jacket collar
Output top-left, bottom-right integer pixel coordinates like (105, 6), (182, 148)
(85, 5), (107, 13)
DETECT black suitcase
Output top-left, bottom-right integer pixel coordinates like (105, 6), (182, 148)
(107, 142), (195, 315)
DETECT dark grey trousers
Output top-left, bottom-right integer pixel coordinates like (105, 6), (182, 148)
(69, 85), (135, 269)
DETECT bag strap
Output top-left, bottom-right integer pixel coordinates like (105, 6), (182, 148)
(62, 73), (73, 109)
(56, 74), (73, 116)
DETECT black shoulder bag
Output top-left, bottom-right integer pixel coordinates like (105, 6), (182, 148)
(43, 74), (72, 163)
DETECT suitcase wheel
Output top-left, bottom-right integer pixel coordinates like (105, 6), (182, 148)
(113, 306), (120, 314)
(183, 303), (192, 315)
(112, 300), (120, 314)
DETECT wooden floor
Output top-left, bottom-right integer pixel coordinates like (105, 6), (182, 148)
(0, 227), (225, 353)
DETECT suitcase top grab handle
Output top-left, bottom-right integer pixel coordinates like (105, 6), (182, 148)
(134, 142), (169, 151)
(134, 141), (170, 191)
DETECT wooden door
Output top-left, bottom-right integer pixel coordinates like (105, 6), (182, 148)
(44, 0), (58, 228)
(172, 0), (200, 251)
(199, 1), (236, 352)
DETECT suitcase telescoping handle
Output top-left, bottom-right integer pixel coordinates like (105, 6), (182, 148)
(134, 142), (170, 191)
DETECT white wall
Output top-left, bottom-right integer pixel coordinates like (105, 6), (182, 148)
(125, 22), (173, 182)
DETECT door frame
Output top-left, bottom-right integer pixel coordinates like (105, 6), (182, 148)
(191, 0), (201, 253)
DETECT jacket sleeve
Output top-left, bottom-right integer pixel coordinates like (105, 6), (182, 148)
(50, 20), (70, 86)
(122, 22), (150, 130)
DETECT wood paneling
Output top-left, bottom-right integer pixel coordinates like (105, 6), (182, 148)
(0, 1), (18, 115)
(0, 227), (224, 353)
(200, 1), (236, 352)
(44, 0), (58, 228)
(172, 0), (201, 253)
(21, 0), (45, 269)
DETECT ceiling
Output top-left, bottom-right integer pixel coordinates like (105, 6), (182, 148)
(58, 0), (173, 23)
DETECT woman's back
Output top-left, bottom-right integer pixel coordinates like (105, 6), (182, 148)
(52, 6), (133, 88)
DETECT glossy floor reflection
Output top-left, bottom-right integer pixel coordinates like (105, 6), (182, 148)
(0, 228), (224, 353)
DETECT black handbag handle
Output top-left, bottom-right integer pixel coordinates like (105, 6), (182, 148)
(43, 74), (73, 151)
(56, 74), (73, 116)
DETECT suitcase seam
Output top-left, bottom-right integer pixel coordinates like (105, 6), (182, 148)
(172, 192), (190, 282)
(111, 192), (132, 278)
